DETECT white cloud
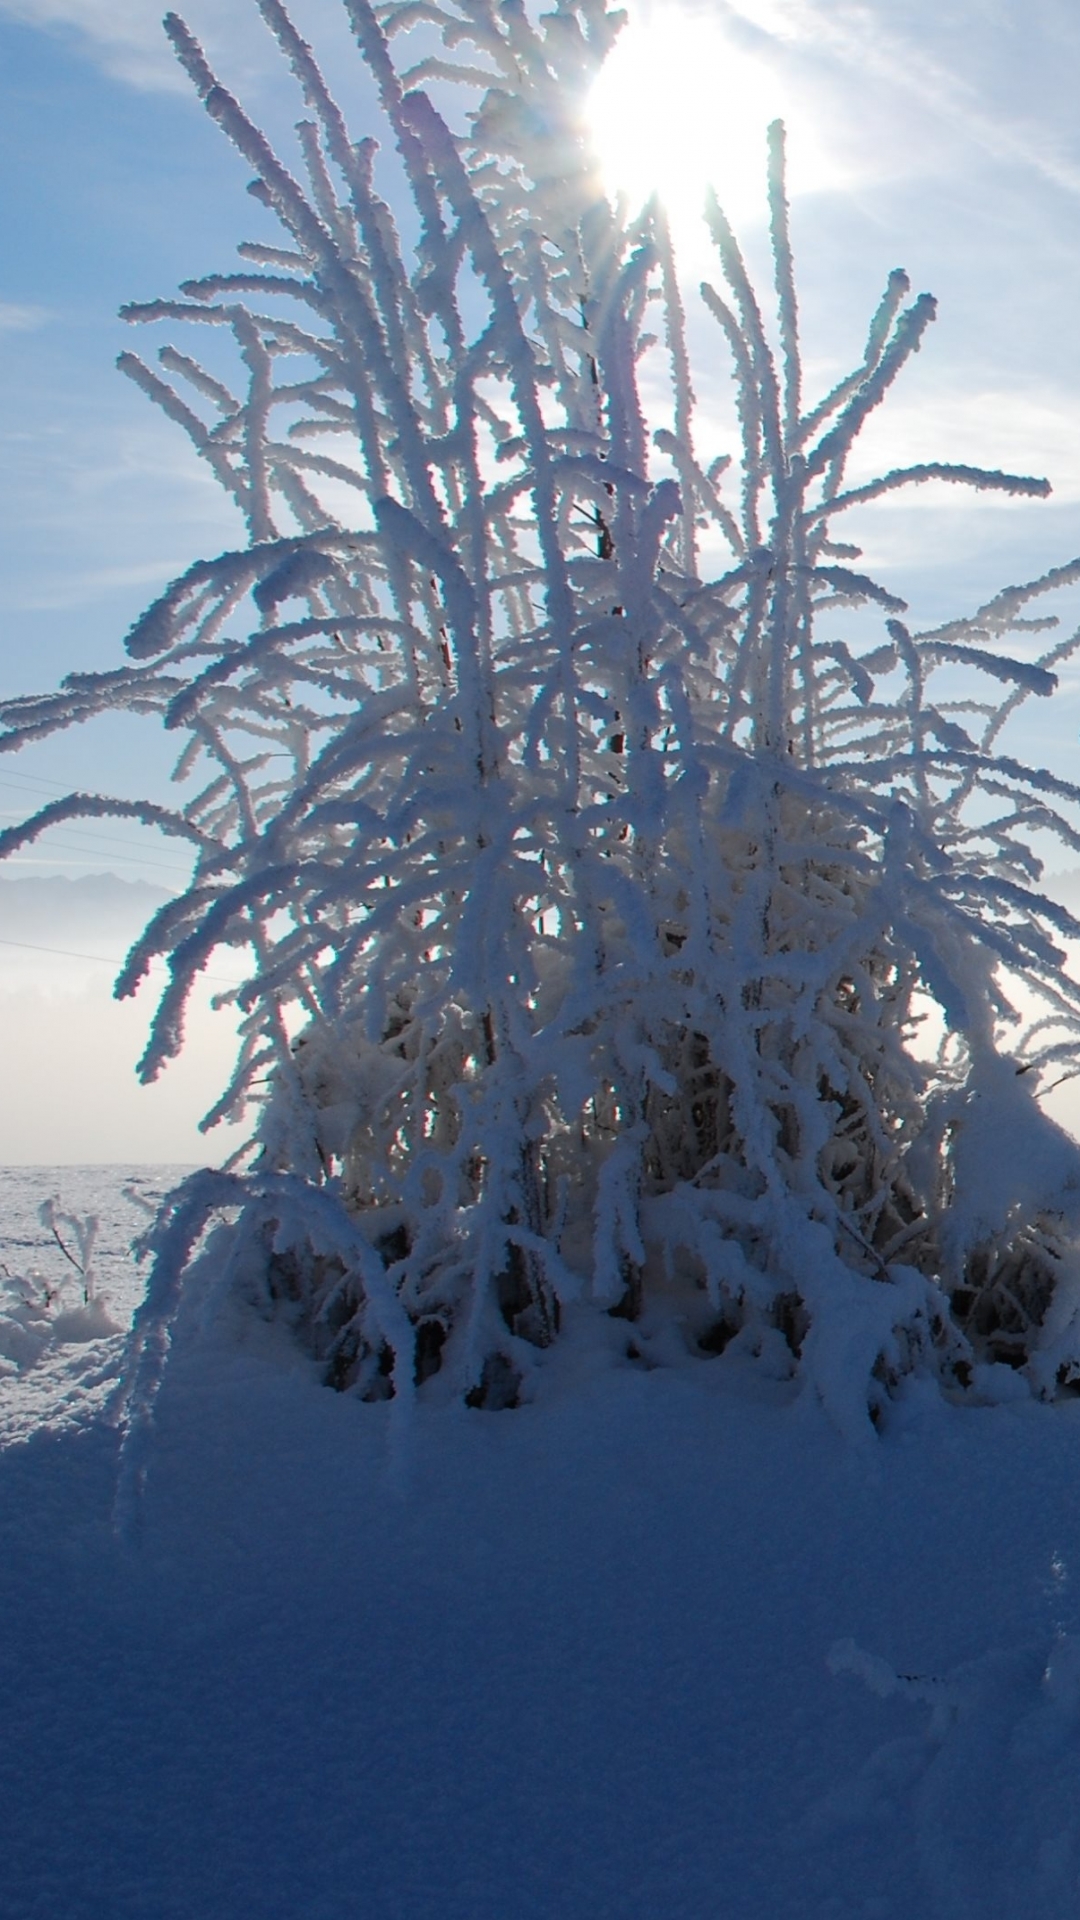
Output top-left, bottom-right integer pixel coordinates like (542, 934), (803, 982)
(16, 559), (199, 614)
(0, 302), (48, 333)
(723, 0), (1080, 198)
(0, 0), (190, 89)
(849, 385), (1080, 507)
(0, 0), (359, 94)
(0, 410), (242, 617)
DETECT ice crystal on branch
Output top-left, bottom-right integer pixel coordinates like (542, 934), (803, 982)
(5, 0), (1080, 1428)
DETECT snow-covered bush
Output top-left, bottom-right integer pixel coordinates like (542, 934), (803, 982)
(5, 0), (1080, 1425)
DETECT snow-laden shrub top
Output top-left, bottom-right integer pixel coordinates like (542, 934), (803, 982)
(6, 0), (1080, 1429)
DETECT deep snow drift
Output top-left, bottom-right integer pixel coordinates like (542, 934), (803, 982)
(4, 1167), (1080, 1919)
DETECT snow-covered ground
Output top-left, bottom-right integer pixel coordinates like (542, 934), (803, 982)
(4, 1165), (1080, 1918)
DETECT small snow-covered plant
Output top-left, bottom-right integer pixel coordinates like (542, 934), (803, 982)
(38, 1197), (100, 1307)
(0, 1200), (114, 1372)
(5, 0), (1080, 1428)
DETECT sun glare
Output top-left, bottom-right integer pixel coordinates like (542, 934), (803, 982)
(587, 8), (826, 237)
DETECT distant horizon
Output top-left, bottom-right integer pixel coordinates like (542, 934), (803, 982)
(0, 866), (245, 1164)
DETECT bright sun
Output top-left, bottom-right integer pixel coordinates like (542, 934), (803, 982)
(587, 7), (824, 234)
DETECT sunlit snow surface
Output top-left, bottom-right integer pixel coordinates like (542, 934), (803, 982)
(5, 1168), (1080, 1916)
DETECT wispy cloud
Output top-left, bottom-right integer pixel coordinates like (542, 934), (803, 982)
(0, 0), (313, 94)
(0, 0), (353, 95)
(0, 408), (241, 626)
(0, 302), (48, 333)
(849, 384), (1080, 507)
(724, 0), (1080, 198)
(0, 0), (189, 89)
(15, 558), (202, 613)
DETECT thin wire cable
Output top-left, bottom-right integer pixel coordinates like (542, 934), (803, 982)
(0, 818), (192, 879)
(0, 935), (245, 989)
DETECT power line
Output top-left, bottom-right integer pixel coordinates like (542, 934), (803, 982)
(0, 769), (91, 795)
(0, 772), (196, 876)
(0, 815), (193, 879)
(0, 935), (246, 989)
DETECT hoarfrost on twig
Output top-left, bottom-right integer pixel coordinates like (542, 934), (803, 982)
(5, 0), (1080, 1429)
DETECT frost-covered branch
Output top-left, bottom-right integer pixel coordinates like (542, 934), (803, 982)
(5, 0), (1080, 1426)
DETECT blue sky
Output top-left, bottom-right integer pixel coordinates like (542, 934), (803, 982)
(5, 0), (1080, 887)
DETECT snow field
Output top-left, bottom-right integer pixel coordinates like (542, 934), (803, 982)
(5, 1169), (1080, 1916)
